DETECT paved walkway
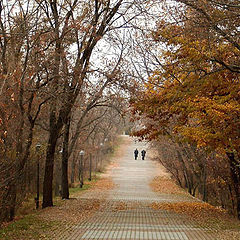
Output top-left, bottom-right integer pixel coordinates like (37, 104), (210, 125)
(58, 136), (216, 240)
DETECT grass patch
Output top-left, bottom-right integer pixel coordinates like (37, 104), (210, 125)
(69, 176), (100, 195)
(0, 215), (55, 240)
(0, 177), (100, 239)
(69, 183), (91, 195)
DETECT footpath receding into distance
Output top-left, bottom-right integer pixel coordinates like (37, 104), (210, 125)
(52, 136), (217, 240)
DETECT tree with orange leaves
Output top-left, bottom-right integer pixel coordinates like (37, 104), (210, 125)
(131, 0), (240, 218)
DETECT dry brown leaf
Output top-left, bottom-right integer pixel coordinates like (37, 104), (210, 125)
(91, 177), (115, 190)
(113, 201), (128, 212)
(150, 176), (186, 195)
(38, 198), (102, 224)
(150, 201), (227, 219)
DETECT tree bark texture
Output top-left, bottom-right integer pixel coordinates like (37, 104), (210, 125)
(42, 125), (59, 208)
(227, 152), (240, 219)
(62, 116), (70, 199)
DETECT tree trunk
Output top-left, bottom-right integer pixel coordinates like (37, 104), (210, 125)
(227, 152), (240, 219)
(177, 150), (191, 194)
(42, 126), (58, 208)
(54, 155), (61, 197)
(8, 114), (24, 220)
(8, 184), (17, 221)
(228, 184), (235, 214)
(79, 155), (84, 188)
(2, 182), (16, 221)
(202, 165), (207, 202)
(95, 155), (98, 173)
(62, 116), (70, 199)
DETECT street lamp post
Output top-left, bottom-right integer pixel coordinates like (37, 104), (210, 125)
(100, 143), (103, 170)
(35, 143), (41, 209)
(79, 150), (84, 188)
(88, 153), (92, 181)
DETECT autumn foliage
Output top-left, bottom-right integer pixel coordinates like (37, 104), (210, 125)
(130, 0), (240, 218)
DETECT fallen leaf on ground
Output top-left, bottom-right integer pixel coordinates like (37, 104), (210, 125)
(113, 201), (128, 211)
(91, 177), (115, 190)
(150, 176), (186, 194)
(39, 198), (102, 224)
(150, 201), (226, 219)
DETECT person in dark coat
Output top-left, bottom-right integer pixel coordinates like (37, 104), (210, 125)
(141, 150), (146, 160)
(134, 149), (138, 160)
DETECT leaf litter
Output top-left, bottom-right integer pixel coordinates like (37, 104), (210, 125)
(149, 176), (240, 240)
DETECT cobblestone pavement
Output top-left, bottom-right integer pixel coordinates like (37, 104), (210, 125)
(61, 136), (217, 240)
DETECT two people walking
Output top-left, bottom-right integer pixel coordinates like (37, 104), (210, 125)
(134, 148), (146, 160)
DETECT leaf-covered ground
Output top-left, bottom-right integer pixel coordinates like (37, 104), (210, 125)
(150, 175), (240, 239)
(0, 176), (115, 240)
(150, 176), (186, 195)
(0, 138), (123, 240)
(2, 137), (240, 240)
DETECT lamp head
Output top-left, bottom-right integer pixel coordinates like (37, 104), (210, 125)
(35, 143), (41, 151)
(80, 150), (85, 156)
